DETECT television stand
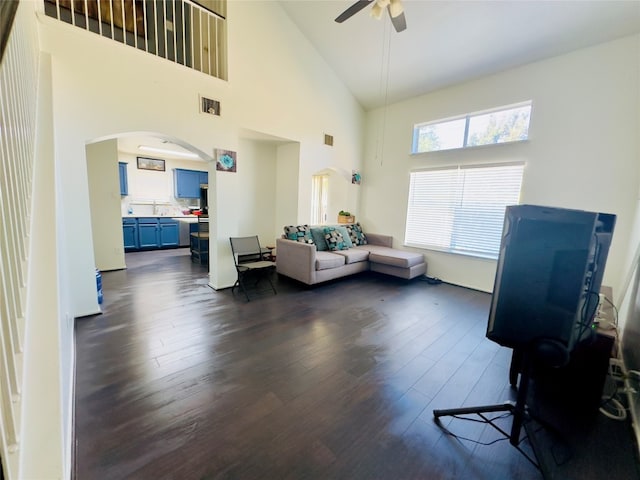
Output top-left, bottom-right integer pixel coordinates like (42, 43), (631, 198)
(433, 347), (546, 474)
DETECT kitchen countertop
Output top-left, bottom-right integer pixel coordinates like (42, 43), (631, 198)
(122, 215), (206, 222)
(122, 214), (198, 218)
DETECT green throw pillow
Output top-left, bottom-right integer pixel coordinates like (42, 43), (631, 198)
(310, 227), (329, 251)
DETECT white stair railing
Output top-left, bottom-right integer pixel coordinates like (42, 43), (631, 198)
(43, 0), (228, 81)
(0, 1), (39, 479)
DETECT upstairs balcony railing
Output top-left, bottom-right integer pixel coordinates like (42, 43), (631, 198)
(44, 0), (227, 80)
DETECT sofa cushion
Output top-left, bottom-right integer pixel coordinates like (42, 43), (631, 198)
(333, 248), (369, 264)
(310, 227), (329, 251)
(315, 251), (346, 270)
(353, 244), (385, 254)
(346, 222), (368, 246)
(368, 248), (424, 268)
(284, 225), (314, 244)
(324, 227), (349, 251)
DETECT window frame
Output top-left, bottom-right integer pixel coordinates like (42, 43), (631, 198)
(411, 101), (532, 154)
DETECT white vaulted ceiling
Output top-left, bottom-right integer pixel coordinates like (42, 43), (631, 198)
(278, 0), (640, 110)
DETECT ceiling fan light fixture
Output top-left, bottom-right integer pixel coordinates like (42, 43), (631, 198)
(335, 0), (406, 32)
(370, 2), (384, 20)
(389, 0), (403, 18)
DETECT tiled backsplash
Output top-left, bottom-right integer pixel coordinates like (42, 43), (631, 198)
(122, 198), (198, 217)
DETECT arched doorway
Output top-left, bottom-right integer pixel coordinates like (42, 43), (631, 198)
(85, 132), (213, 272)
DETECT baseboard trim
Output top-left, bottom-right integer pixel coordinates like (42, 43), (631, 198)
(70, 325), (77, 480)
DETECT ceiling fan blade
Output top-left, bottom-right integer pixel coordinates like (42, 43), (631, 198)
(388, 9), (407, 32)
(335, 0), (374, 23)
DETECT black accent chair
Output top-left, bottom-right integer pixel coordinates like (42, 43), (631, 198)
(229, 236), (277, 301)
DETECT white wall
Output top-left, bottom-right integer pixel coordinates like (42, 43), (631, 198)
(274, 142), (300, 239)
(236, 139), (278, 239)
(230, 2), (364, 225)
(119, 152), (208, 210)
(22, 50), (67, 480)
(17, 3), (72, 476)
(86, 139), (124, 271)
(36, 0), (364, 309)
(361, 34), (640, 294)
(617, 117), (640, 453)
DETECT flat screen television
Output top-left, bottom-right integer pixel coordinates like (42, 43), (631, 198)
(486, 204), (615, 354)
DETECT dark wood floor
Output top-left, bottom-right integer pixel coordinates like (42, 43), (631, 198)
(75, 248), (640, 480)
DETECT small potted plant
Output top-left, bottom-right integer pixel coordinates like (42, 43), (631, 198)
(338, 210), (355, 224)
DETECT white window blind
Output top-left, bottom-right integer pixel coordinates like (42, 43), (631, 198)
(311, 174), (329, 225)
(405, 162), (524, 259)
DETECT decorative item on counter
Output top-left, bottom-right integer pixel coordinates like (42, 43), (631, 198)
(338, 210), (355, 224)
(95, 269), (103, 305)
(352, 170), (362, 185)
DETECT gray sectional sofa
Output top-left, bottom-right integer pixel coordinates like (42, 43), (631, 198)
(275, 224), (427, 285)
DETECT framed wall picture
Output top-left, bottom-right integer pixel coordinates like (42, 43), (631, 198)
(137, 157), (165, 171)
(215, 149), (237, 173)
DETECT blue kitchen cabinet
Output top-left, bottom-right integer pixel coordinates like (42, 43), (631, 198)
(122, 218), (138, 250)
(159, 218), (179, 247)
(119, 162), (128, 196)
(122, 218), (181, 251)
(199, 170), (208, 186)
(137, 218), (160, 249)
(174, 168), (208, 198)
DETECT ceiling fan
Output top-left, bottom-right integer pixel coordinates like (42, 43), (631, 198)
(335, 0), (407, 33)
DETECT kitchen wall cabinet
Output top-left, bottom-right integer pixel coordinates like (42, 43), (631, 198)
(199, 170), (208, 187)
(119, 162), (128, 196)
(123, 217), (181, 251)
(174, 168), (208, 199)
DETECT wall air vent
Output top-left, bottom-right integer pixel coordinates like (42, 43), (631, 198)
(201, 96), (221, 116)
(324, 134), (334, 146)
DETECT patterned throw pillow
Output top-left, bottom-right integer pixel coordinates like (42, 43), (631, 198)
(284, 225), (314, 244)
(346, 222), (368, 246)
(336, 226), (354, 248)
(323, 227), (348, 251)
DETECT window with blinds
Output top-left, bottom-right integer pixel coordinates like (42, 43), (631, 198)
(404, 162), (525, 259)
